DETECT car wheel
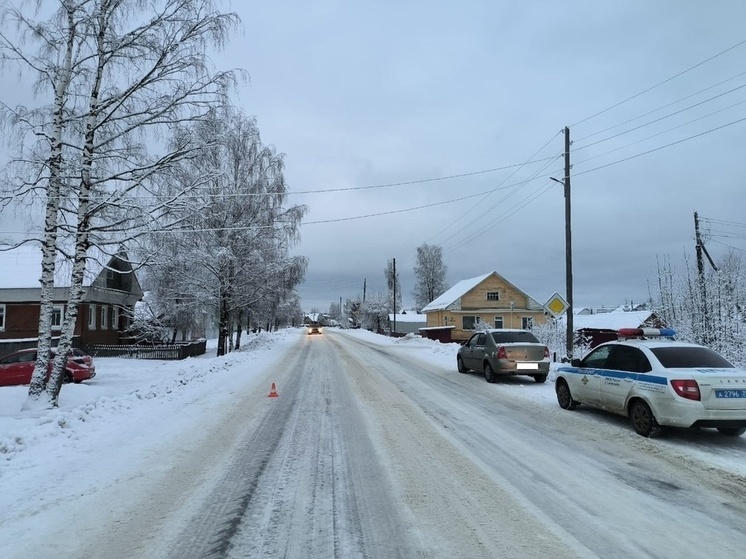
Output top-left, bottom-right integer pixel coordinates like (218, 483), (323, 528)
(629, 400), (661, 437)
(63, 371), (74, 384)
(555, 379), (577, 410)
(717, 426), (746, 436)
(484, 363), (496, 383)
(457, 356), (468, 374)
(533, 374), (547, 384)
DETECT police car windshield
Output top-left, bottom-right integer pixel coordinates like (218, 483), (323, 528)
(650, 346), (734, 369)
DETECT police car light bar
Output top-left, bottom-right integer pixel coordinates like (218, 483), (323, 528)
(617, 327), (676, 338)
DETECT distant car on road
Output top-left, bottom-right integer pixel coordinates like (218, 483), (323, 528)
(0, 348), (96, 387)
(457, 329), (550, 383)
(555, 328), (746, 437)
(307, 324), (322, 335)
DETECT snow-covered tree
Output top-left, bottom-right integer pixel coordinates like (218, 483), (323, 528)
(142, 104), (306, 356)
(0, 0), (240, 408)
(412, 242), (448, 310)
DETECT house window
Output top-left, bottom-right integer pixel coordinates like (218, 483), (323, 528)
(112, 306), (119, 330)
(486, 291), (500, 301)
(494, 316), (503, 329)
(463, 316), (479, 330)
(522, 316), (534, 330)
(101, 306), (108, 330)
(0, 304), (5, 330)
(51, 305), (64, 330)
(88, 304), (96, 330)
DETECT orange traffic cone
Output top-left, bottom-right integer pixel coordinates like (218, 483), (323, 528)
(268, 382), (278, 398)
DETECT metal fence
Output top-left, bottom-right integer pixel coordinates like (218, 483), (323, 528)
(82, 339), (207, 360)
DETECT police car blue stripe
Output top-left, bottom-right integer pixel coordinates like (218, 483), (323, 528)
(558, 367), (668, 385)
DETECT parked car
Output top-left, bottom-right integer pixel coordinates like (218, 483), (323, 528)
(0, 348), (96, 387)
(555, 328), (746, 437)
(457, 329), (550, 383)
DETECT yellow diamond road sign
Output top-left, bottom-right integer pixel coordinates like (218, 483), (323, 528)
(545, 292), (569, 318)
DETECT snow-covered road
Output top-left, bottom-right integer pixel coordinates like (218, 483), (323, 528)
(3, 328), (746, 558)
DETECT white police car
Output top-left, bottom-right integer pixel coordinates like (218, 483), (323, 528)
(555, 328), (746, 437)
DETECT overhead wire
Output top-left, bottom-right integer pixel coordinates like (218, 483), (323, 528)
(570, 37), (746, 128)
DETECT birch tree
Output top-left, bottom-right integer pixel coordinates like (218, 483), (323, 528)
(1, 0), (240, 408)
(143, 104), (307, 357)
(412, 242), (448, 310)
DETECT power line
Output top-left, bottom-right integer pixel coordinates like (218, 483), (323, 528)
(571, 38), (746, 128)
(574, 69), (746, 142)
(573, 83), (746, 151)
(428, 130), (562, 244)
(573, 115), (746, 177)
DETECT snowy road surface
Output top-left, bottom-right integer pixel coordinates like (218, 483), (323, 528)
(3, 328), (746, 558)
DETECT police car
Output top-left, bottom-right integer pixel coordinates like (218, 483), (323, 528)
(555, 328), (746, 437)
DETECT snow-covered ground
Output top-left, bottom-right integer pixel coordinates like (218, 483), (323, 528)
(1, 328), (745, 557)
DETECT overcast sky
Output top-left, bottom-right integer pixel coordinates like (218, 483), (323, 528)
(2, 1), (746, 315)
(220, 0), (746, 312)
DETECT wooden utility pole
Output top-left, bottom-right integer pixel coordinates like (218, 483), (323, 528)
(393, 258), (397, 335)
(694, 211), (718, 342)
(564, 126), (574, 359)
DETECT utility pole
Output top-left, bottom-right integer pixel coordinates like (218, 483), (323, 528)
(363, 278), (366, 303)
(550, 128), (573, 359)
(393, 258), (397, 335)
(694, 211), (717, 342)
(563, 126), (574, 360)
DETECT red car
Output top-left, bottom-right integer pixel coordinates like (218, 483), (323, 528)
(0, 348), (96, 387)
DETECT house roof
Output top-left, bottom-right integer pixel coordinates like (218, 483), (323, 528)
(421, 272), (492, 312)
(421, 271), (543, 312)
(0, 244), (131, 289)
(388, 313), (426, 323)
(559, 310), (658, 331)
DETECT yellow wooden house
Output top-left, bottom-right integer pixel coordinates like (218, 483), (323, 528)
(420, 271), (548, 342)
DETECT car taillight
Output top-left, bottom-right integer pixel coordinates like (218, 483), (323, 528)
(543, 346), (550, 359)
(671, 379), (701, 401)
(496, 346), (507, 359)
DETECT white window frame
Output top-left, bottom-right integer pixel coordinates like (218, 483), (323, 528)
(101, 305), (108, 330)
(522, 316), (534, 330)
(51, 305), (64, 330)
(493, 316), (503, 329)
(0, 303), (5, 331)
(112, 306), (119, 330)
(486, 291), (500, 301)
(88, 304), (96, 330)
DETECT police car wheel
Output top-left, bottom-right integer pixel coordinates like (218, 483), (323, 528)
(484, 363), (496, 383)
(629, 400), (661, 438)
(556, 380), (577, 410)
(717, 426), (746, 436)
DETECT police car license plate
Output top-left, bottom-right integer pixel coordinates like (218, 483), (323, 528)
(715, 389), (746, 398)
(516, 363), (538, 370)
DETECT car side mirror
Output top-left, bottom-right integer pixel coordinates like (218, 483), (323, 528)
(571, 358), (581, 367)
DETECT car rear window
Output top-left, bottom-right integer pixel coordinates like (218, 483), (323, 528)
(650, 346), (734, 369)
(490, 331), (540, 344)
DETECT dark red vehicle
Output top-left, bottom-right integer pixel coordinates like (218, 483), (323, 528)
(0, 348), (96, 387)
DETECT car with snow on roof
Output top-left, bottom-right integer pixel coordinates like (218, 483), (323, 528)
(555, 328), (746, 437)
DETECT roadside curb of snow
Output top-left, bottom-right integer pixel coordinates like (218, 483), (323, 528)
(0, 330), (291, 461)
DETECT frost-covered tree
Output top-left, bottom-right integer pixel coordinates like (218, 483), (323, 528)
(0, 0), (240, 408)
(143, 104), (306, 356)
(652, 250), (746, 366)
(412, 243), (448, 310)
